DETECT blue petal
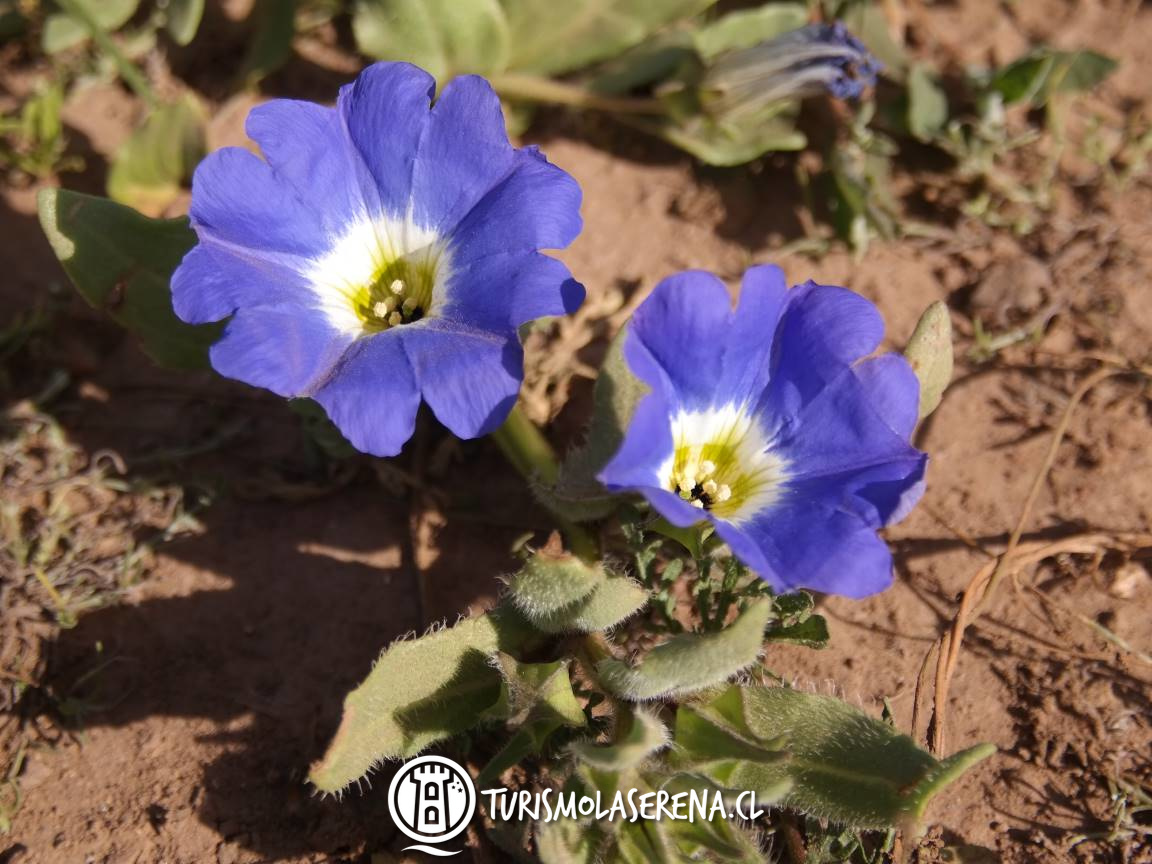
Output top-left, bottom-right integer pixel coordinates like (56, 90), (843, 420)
(246, 98), (379, 237)
(339, 62), (435, 217)
(718, 503), (894, 597)
(208, 307), (353, 398)
(627, 271), (732, 411)
(312, 332), (421, 457)
(450, 147), (582, 263)
(441, 252), (584, 333)
(852, 353), (919, 440)
(398, 320), (521, 439)
(716, 264), (790, 404)
(411, 75), (517, 233)
(598, 372), (676, 492)
(172, 241), (312, 324)
(189, 147), (328, 258)
(759, 282), (884, 426)
(769, 363), (918, 487)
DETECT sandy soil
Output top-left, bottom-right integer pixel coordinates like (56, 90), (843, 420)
(2, 1), (1151, 863)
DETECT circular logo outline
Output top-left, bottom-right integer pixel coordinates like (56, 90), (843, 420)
(387, 755), (476, 845)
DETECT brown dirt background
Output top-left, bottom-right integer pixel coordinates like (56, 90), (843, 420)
(2, 1), (1151, 862)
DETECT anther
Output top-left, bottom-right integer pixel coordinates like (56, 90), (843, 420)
(388, 311), (403, 327)
(389, 279), (405, 295)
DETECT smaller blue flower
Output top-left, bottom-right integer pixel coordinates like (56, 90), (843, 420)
(172, 62), (584, 457)
(704, 22), (880, 117)
(598, 266), (926, 599)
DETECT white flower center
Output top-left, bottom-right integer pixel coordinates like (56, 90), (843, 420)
(303, 214), (453, 335)
(658, 404), (787, 524)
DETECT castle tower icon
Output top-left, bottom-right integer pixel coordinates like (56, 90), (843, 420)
(406, 763), (464, 835)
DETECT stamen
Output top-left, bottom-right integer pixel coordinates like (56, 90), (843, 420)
(388, 311), (403, 327)
(389, 279), (405, 295)
(401, 297), (419, 315)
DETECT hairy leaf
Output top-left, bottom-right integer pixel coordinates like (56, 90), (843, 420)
(597, 599), (773, 700)
(37, 188), (218, 370)
(353, 0), (510, 82)
(502, 0), (717, 78)
(308, 609), (532, 793)
(677, 686), (995, 831)
(570, 708), (668, 771)
(693, 3), (807, 61)
(904, 300), (953, 421)
(532, 572), (649, 634)
(508, 543), (605, 619)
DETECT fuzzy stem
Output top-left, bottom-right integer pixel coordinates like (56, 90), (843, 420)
(490, 403), (599, 560)
(490, 73), (666, 116)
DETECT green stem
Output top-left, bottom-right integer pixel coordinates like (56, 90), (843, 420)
(491, 404), (598, 560)
(490, 73), (666, 116)
(56, 0), (156, 108)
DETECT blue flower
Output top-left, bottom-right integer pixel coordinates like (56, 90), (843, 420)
(598, 266), (926, 598)
(172, 62), (584, 456)
(704, 22), (880, 118)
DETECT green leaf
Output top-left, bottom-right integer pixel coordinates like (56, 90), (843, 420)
(308, 609), (532, 793)
(43, 0), (139, 54)
(507, 542), (605, 619)
(533, 571), (649, 634)
(678, 686), (995, 831)
(537, 819), (600, 864)
(36, 188), (219, 370)
(164, 0), (205, 46)
(240, 0), (297, 85)
(693, 3), (808, 61)
(907, 63), (948, 142)
(839, 2), (907, 78)
(597, 599), (773, 700)
(541, 326), (649, 521)
(107, 93), (206, 216)
(650, 107), (807, 167)
(353, 0), (511, 82)
(764, 614), (828, 648)
(502, 0), (718, 78)
(570, 708), (668, 771)
(477, 654), (586, 786)
(990, 49), (1117, 106)
(904, 300), (953, 421)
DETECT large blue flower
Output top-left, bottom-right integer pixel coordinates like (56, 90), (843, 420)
(598, 266), (926, 598)
(172, 62), (584, 456)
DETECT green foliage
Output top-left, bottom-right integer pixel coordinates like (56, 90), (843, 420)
(36, 188), (219, 370)
(540, 326), (648, 522)
(675, 686), (996, 831)
(240, 0), (298, 85)
(990, 49), (1117, 107)
(308, 609), (532, 794)
(904, 300), (954, 421)
(906, 63), (948, 143)
(570, 708), (668, 771)
(107, 93), (206, 216)
(692, 3), (807, 61)
(162, 0), (205, 46)
(477, 654), (586, 785)
(0, 78), (79, 178)
(352, 0), (718, 84)
(353, 0), (510, 82)
(597, 599), (773, 700)
(508, 542), (649, 633)
(43, 0), (140, 54)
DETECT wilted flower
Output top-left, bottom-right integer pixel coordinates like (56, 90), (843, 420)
(703, 22), (880, 121)
(173, 62), (583, 456)
(598, 266), (926, 598)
